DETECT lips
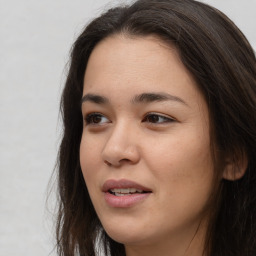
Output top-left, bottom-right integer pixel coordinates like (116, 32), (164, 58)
(109, 188), (143, 196)
(102, 179), (152, 194)
(102, 179), (152, 208)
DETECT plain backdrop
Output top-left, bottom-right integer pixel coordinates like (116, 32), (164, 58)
(0, 0), (255, 255)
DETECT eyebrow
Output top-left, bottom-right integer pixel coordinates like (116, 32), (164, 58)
(81, 92), (188, 106)
(81, 94), (109, 105)
(131, 92), (188, 106)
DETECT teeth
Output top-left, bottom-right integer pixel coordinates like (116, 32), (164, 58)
(115, 192), (126, 196)
(110, 188), (143, 195)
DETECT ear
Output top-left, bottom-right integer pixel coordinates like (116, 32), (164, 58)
(222, 151), (248, 181)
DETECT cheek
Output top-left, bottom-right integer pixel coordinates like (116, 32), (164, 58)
(147, 135), (214, 223)
(144, 128), (214, 194)
(79, 134), (101, 186)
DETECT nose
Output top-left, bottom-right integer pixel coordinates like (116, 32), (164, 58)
(101, 123), (140, 167)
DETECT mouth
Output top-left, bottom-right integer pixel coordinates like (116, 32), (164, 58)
(108, 188), (151, 196)
(102, 179), (152, 207)
(102, 178), (152, 194)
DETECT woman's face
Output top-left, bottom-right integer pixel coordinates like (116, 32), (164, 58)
(80, 35), (215, 253)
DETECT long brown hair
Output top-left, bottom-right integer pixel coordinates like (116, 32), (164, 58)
(56, 0), (256, 255)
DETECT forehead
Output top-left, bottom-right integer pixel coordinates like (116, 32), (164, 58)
(84, 35), (180, 84)
(83, 35), (205, 109)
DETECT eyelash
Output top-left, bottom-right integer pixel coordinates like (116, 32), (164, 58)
(142, 113), (175, 124)
(85, 113), (109, 125)
(84, 112), (175, 126)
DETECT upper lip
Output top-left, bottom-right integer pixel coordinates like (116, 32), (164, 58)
(102, 179), (152, 192)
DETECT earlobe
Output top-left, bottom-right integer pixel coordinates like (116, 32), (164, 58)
(222, 152), (248, 181)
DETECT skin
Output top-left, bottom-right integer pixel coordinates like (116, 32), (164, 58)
(80, 35), (215, 256)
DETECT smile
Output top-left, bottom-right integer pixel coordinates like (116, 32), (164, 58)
(103, 179), (152, 207)
(109, 188), (144, 196)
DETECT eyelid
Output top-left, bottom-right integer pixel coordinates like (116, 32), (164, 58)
(83, 111), (176, 126)
(84, 112), (110, 125)
(142, 112), (176, 123)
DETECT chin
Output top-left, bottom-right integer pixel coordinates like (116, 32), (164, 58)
(102, 222), (150, 245)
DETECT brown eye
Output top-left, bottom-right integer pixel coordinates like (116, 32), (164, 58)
(146, 114), (160, 123)
(143, 113), (174, 124)
(85, 113), (109, 125)
(91, 115), (102, 123)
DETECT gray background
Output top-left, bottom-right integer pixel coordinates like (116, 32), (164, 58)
(0, 0), (255, 255)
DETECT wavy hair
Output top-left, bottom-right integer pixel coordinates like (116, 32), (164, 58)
(55, 0), (256, 255)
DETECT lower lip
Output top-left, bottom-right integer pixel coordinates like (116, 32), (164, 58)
(104, 192), (151, 208)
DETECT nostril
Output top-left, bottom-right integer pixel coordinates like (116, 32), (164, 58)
(120, 158), (130, 163)
(104, 160), (112, 166)
(104, 158), (131, 167)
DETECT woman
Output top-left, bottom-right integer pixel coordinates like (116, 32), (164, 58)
(56, 0), (256, 255)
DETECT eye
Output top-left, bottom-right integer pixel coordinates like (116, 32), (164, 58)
(84, 113), (110, 125)
(142, 113), (175, 124)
